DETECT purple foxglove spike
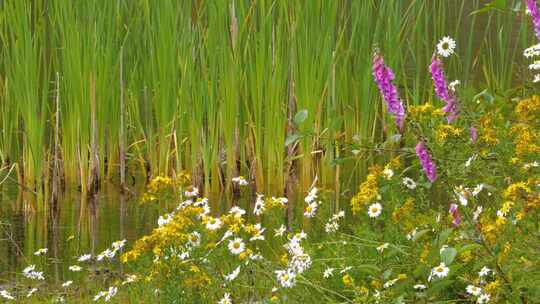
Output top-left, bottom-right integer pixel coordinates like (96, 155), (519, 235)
(527, 0), (540, 42)
(372, 50), (406, 130)
(429, 56), (459, 122)
(415, 142), (437, 183)
(429, 57), (451, 101)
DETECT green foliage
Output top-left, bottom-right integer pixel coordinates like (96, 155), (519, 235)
(0, 1), (529, 196)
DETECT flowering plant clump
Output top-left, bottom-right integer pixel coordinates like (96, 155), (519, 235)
(5, 13), (540, 304)
(119, 76), (539, 302)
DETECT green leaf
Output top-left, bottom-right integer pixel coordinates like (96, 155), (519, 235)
(285, 133), (302, 146)
(470, 0), (507, 15)
(355, 264), (381, 275)
(473, 89), (494, 103)
(293, 109), (308, 124)
(459, 244), (483, 253)
(437, 228), (453, 246)
(440, 247), (457, 265)
(412, 229), (430, 242)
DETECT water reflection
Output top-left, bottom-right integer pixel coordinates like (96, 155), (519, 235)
(0, 187), (160, 284)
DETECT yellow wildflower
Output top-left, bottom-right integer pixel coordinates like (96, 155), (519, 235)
(342, 274), (354, 286)
(436, 124), (462, 142)
(351, 165), (382, 214)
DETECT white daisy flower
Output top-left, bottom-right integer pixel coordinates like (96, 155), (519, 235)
(229, 206), (246, 218)
(534, 74), (540, 83)
(77, 254), (91, 263)
(62, 281), (73, 288)
(104, 286), (117, 302)
(96, 248), (116, 261)
(448, 80), (460, 91)
(323, 267), (335, 278)
(1, 290), (15, 300)
(477, 293), (491, 304)
(224, 266), (241, 282)
(304, 187), (318, 203)
(413, 284), (427, 290)
(157, 213), (173, 226)
(205, 217), (222, 231)
(524, 43), (540, 58)
(122, 274), (138, 285)
(324, 221), (339, 233)
(529, 60), (540, 70)
(228, 238), (245, 255)
(367, 202), (382, 218)
(69, 265), (82, 272)
(406, 227), (418, 240)
(275, 269), (296, 288)
(478, 266), (491, 277)
(232, 176), (249, 186)
(34, 248), (48, 256)
(22, 265), (44, 280)
(376, 243), (389, 253)
(437, 36), (456, 57)
(249, 224), (265, 242)
(188, 231), (201, 247)
(218, 292), (232, 304)
(402, 177), (417, 189)
(184, 186), (199, 198)
(253, 194), (265, 216)
(465, 154), (477, 167)
(112, 240), (126, 251)
(430, 263), (449, 280)
(304, 201), (318, 218)
(472, 184), (484, 196)
(454, 186), (469, 206)
(274, 225), (287, 237)
(473, 206), (483, 222)
(382, 168), (394, 180)
(466, 285), (483, 296)
(26, 288), (37, 298)
(383, 278), (398, 288)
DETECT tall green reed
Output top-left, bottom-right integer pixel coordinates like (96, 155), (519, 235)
(0, 0), (529, 202)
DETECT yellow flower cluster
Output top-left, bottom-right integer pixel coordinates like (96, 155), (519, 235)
(515, 95), (540, 122)
(511, 96), (540, 157)
(435, 124), (462, 142)
(504, 182), (531, 201)
(407, 103), (445, 120)
(510, 124), (540, 156)
(484, 279), (502, 296)
(350, 165), (382, 214)
(459, 250), (473, 263)
(121, 206), (200, 263)
(478, 113), (501, 145)
(141, 172), (191, 203)
(479, 216), (497, 246)
(392, 197), (415, 230)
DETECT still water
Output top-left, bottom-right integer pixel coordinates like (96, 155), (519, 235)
(0, 185), (161, 285)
